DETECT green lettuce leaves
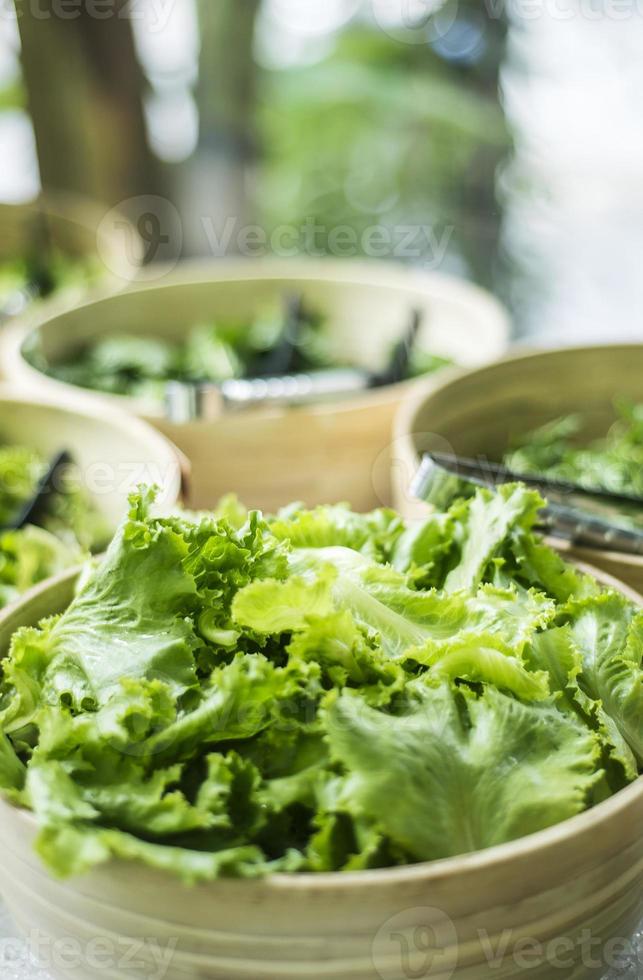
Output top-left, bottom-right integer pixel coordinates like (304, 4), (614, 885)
(326, 684), (601, 861)
(505, 402), (643, 501)
(0, 444), (110, 609)
(566, 593), (643, 766)
(0, 484), (640, 882)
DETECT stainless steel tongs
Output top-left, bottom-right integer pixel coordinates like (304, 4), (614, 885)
(165, 306), (423, 422)
(411, 451), (643, 556)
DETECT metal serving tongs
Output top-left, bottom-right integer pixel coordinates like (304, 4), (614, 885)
(165, 305), (423, 422)
(1, 451), (74, 532)
(411, 451), (643, 556)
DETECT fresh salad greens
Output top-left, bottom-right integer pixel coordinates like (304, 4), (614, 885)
(505, 402), (643, 498)
(0, 251), (102, 315)
(32, 313), (329, 400)
(0, 445), (109, 608)
(0, 484), (640, 883)
(29, 311), (450, 403)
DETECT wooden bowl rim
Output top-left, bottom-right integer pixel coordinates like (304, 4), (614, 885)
(396, 343), (643, 445)
(396, 342), (643, 450)
(0, 558), (640, 893)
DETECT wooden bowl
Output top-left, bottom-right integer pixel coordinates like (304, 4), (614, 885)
(0, 258), (509, 512)
(0, 564), (640, 980)
(0, 193), (142, 304)
(0, 385), (184, 530)
(392, 344), (643, 595)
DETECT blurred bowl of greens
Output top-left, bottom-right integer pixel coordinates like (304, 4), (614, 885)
(0, 193), (143, 320)
(0, 256), (509, 513)
(0, 385), (185, 608)
(393, 344), (643, 593)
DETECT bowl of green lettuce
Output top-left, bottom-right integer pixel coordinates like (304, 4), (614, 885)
(0, 387), (184, 609)
(0, 257), (509, 513)
(0, 441), (107, 609)
(0, 195), (142, 317)
(394, 343), (643, 595)
(0, 482), (639, 979)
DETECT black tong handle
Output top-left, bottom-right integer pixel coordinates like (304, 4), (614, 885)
(5, 450), (74, 532)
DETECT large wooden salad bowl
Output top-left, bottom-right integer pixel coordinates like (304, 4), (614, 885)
(0, 564), (640, 980)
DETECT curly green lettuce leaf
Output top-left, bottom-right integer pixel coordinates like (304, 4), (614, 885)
(242, 544), (555, 665)
(0, 731), (25, 791)
(268, 502), (404, 562)
(2, 520), (199, 727)
(232, 567), (336, 633)
(390, 510), (455, 588)
(304, 809), (399, 873)
(286, 610), (404, 701)
(444, 484), (544, 593)
(35, 822), (268, 883)
(26, 755), (211, 838)
(510, 530), (600, 604)
(407, 633), (550, 701)
(142, 654), (291, 764)
(566, 593), (643, 765)
(327, 683), (602, 862)
(524, 626), (637, 785)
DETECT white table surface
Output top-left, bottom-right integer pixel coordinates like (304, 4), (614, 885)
(1, 899), (640, 978)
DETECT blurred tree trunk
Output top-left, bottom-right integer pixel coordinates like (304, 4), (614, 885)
(15, 0), (163, 207)
(458, 0), (510, 290)
(180, 0), (260, 255)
